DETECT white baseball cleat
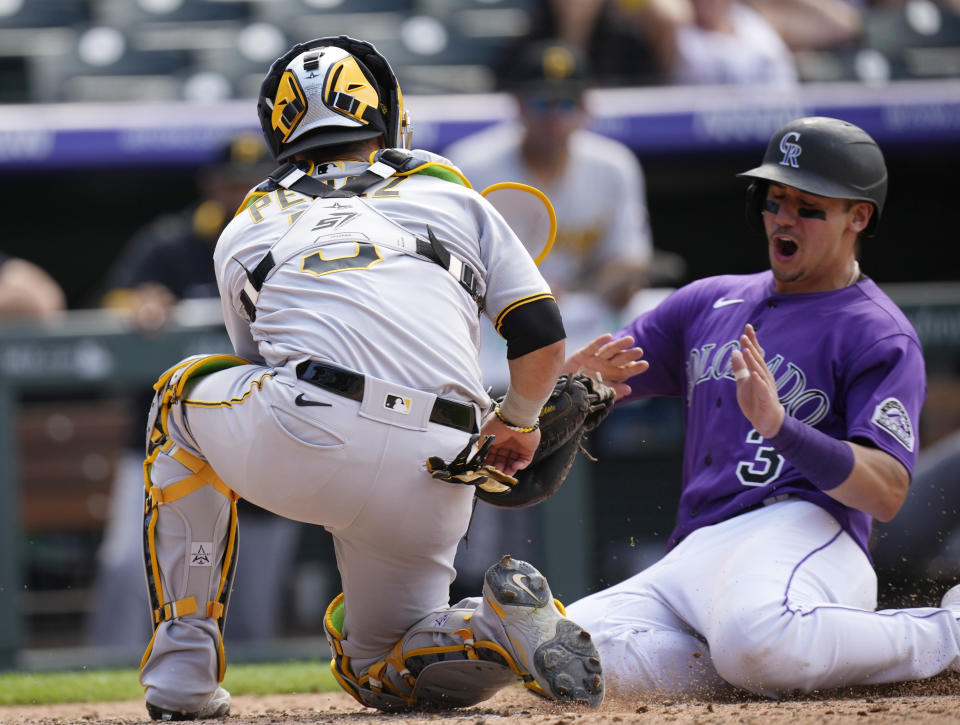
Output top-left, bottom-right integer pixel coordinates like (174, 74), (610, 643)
(482, 555), (604, 706)
(146, 686), (231, 721)
(941, 584), (960, 614)
(941, 584), (960, 674)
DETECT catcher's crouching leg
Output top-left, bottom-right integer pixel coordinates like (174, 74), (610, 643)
(322, 556), (604, 712)
(139, 354), (247, 717)
(323, 594), (518, 712)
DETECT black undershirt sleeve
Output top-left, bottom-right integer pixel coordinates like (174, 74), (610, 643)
(497, 295), (566, 359)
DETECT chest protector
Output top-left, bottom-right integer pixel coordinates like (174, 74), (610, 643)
(238, 149), (484, 321)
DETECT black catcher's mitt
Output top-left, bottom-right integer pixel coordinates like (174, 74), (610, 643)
(477, 373), (616, 508)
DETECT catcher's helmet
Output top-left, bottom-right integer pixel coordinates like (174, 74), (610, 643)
(739, 116), (887, 236)
(257, 36), (411, 162)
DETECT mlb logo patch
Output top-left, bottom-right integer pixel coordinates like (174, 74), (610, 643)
(871, 397), (914, 452)
(190, 542), (214, 567)
(384, 394), (412, 414)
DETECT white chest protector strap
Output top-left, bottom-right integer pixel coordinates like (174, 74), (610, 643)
(239, 150), (483, 321)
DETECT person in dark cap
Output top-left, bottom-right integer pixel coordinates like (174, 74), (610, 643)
(560, 116), (960, 699)
(446, 39), (672, 346)
(445, 40), (681, 600)
(99, 133), (276, 329)
(88, 132), (304, 650)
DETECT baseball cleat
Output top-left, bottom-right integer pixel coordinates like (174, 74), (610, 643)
(482, 555), (604, 706)
(941, 584), (960, 615)
(146, 687), (231, 721)
(941, 585), (960, 674)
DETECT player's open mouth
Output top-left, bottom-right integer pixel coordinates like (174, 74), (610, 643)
(774, 236), (798, 258)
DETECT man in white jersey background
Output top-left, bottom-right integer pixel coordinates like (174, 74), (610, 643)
(561, 116), (960, 697)
(445, 38), (659, 359)
(444, 39), (677, 598)
(136, 36), (604, 719)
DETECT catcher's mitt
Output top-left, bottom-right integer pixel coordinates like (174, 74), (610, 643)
(477, 373), (616, 508)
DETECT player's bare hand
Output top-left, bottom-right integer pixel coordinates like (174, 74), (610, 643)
(563, 333), (648, 399)
(480, 414), (541, 476)
(731, 324), (785, 438)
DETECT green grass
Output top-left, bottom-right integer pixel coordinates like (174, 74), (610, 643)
(0, 660), (338, 706)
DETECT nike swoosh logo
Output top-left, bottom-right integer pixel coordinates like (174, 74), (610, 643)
(511, 572), (539, 601)
(713, 297), (745, 309)
(295, 393), (331, 407)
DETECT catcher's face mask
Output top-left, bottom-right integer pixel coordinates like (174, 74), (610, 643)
(258, 35), (412, 162)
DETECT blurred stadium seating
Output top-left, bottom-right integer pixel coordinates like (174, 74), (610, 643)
(5, 0), (957, 103)
(0, 0), (540, 101)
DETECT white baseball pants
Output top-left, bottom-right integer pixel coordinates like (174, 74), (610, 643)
(566, 498), (960, 697)
(141, 361), (476, 711)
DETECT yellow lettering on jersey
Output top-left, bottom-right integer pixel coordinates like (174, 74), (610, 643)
(301, 243), (383, 277)
(248, 194), (273, 223)
(277, 188), (307, 209)
(370, 176), (406, 198)
(288, 209), (306, 226)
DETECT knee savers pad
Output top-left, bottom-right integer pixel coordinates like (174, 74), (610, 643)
(322, 594), (526, 712)
(140, 354), (247, 682)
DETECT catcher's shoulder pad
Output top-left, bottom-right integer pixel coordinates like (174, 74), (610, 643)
(378, 148), (470, 188)
(477, 373), (616, 509)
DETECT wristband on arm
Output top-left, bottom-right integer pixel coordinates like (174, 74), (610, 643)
(496, 384), (548, 430)
(767, 414), (855, 492)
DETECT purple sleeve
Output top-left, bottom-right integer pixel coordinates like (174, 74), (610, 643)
(844, 334), (926, 474)
(615, 286), (692, 402)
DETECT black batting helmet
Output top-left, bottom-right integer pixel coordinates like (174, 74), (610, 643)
(739, 116), (888, 236)
(257, 36), (411, 163)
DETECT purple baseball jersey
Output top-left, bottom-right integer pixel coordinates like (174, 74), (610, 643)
(617, 271), (926, 557)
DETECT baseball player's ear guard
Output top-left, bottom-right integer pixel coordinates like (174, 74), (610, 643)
(140, 354), (247, 684)
(323, 594), (528, 712)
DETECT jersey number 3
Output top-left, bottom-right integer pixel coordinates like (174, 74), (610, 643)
(736, 429), (785, 487)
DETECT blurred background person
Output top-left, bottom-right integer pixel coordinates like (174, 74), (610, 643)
(524, 0), (665, 85)
(86, 133), (305, 651)
(744, 0), (863, 53)
(638, 0), (801, 86)
(445, 39), (675, 361)
(444, 38), (684, 599)
(0, 252), (65, 321)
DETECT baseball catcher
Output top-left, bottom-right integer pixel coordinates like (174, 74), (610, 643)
(136, 35), (605, 719)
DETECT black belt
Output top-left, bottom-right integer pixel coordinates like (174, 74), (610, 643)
(725, 493), (795, 522)
(296, 361), (477, 433)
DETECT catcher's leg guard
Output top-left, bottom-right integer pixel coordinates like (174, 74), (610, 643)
(322, 556), (603, 712)
(139, 354), (247, 709)
(323, 594), (517, 712)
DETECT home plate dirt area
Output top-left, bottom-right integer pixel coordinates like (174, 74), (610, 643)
(3, 672), (960, 725)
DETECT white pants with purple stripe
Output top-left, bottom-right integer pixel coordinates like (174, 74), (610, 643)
(566, 498), (960, 697)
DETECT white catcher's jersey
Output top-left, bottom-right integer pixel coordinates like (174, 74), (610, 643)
(213, 153), (552, 407)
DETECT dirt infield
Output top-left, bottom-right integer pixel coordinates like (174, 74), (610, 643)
(3, 672), (960, 725)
